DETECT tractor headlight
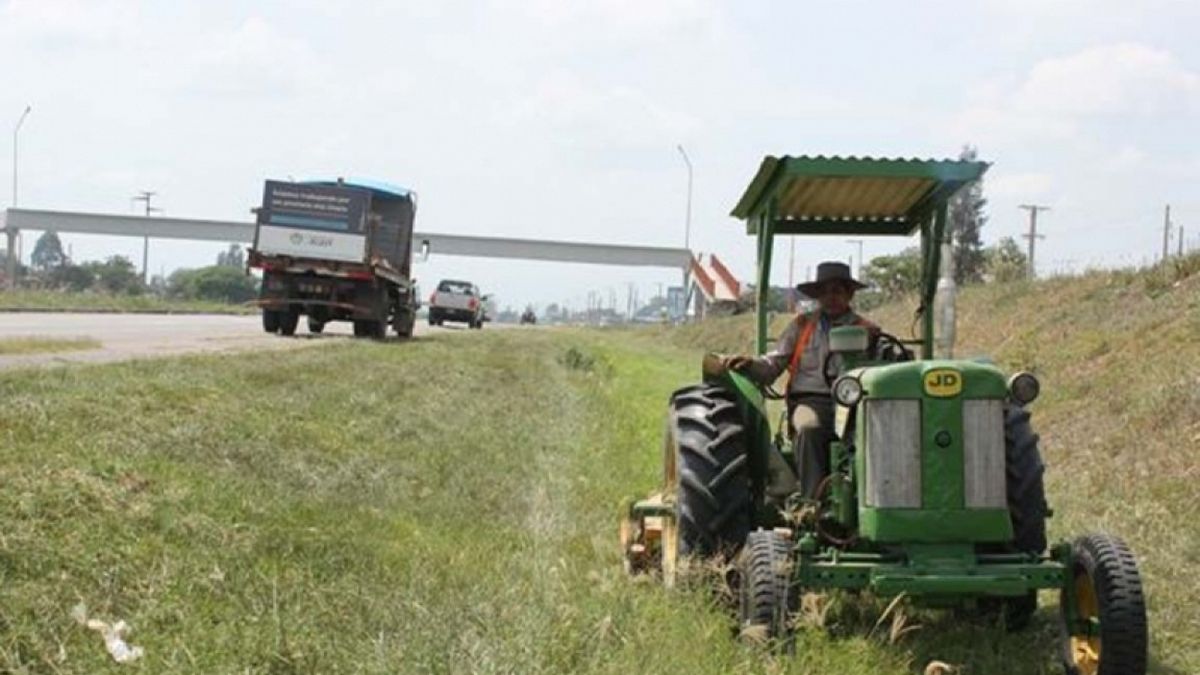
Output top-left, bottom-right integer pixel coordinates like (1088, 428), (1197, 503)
(1008, 372), (1040, 405)
(833, 375), (864, 407)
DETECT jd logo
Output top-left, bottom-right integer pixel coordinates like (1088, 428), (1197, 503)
(924, 369), (962, 397)
(289, 233), (304, 245)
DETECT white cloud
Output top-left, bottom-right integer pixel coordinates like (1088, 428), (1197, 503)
(186, 17), (331, 97)
(496, 0), (723, 43)
(0, 0), (138, 44)
(507, 70), (701, 150)
(987, 172), (1055, 200)
(1014, 43), (1200, 116)
(953, 42), (1200, 146)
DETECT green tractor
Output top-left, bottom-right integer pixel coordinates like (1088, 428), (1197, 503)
(620, 156), (1147, 674)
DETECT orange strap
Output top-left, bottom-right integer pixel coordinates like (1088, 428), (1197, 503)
(786, 314), (818, 376)
(785, 312), (875, 386)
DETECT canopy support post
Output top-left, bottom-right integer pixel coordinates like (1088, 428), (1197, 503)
(755, 204), (776, 354)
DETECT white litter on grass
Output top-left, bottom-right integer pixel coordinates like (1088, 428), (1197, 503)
(71, 603), (145, 664)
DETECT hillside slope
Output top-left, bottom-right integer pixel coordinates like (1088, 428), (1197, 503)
(659, 256), (1200, 669)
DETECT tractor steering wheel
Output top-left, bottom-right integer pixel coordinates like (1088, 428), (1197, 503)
(873, 331), (914, 363)
(821, 330), (915, 387)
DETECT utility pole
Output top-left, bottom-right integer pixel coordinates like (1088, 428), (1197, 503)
(1179, 225), (1185, 257)
(1019, 205), (1050, 280)
(132, 190), (160, 284)
(1162, 204), (1172, 262)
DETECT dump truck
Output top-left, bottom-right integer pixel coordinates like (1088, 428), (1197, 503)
(248, 178), (419, 339)
(620, 155), (1147, 675)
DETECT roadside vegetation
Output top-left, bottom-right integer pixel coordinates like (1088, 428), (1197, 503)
(0, 289), (254, 314)
(3, 234), (256, 312)
(0, 336), (100, 356)
(0, 257), (1196, 673)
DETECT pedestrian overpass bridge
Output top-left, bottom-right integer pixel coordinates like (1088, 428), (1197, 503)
(2, 208), (693, 281)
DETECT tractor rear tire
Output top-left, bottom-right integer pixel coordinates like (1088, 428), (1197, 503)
(668, 384), (751, 559)
(1059, 534), (1147, 675)
(262, 309), (280, 334)
(998, 404), (1048, 630)
(736, 529), (794, 643)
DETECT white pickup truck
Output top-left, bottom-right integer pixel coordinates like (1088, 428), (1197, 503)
(428, 279), (487, 329)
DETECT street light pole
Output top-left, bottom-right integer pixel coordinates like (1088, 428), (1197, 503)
(7, 105), (31, 288)
(676, 144), (693, 320)
(12, 105), (30, 207)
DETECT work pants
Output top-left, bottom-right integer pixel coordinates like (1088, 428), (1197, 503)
(790, 395), (835, 500)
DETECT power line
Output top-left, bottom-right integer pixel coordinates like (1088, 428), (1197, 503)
(1018, 204), (1050, 280)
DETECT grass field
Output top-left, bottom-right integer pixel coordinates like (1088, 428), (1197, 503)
(0, 260), (1196, 673)
(0, 290), (254, 314)
(0, 337), (100, 356)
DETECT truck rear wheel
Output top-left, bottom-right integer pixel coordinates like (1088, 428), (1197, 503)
(353, 319), (386, 339)
(392, 309), (414, 338)
(278, 310), (299, 336)
(262, 309), (280, 334)
(666, 384), (751, 559)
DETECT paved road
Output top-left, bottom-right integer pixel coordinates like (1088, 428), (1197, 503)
(0, 312), (454, 370)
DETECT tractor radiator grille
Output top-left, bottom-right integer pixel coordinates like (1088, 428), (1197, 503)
(962, 400), (1007, 509)
(865, 400), (921, 508)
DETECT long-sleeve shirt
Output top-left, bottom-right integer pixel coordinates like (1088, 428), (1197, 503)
(742, 309), (873, 395)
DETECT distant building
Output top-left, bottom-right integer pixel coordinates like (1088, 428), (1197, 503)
(689, 253), (742, 319)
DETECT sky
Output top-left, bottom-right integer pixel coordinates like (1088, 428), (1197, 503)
(1, 0), (1198, 312)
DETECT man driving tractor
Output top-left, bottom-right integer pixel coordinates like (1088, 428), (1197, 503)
(723, 260), (877, 499)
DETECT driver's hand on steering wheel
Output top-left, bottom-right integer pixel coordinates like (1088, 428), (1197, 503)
(722, 355), (753, 372)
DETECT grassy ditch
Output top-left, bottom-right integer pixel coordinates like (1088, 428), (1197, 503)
(655, 260), (1200, 672)
(0, 336), (100, 356)
(0, 290), (255, 314)
(0, 285), (1195, 673)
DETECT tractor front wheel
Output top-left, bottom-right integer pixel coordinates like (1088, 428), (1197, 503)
(736, 529), (794, 643)
(1059, 533), (1147, 675)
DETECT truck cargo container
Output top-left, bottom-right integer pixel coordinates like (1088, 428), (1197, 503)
(248, 178), (419, 339)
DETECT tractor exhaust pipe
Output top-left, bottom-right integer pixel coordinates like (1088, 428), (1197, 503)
(935, 240), (956, 358)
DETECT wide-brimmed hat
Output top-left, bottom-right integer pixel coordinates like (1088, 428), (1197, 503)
(796, 261), (867, 298)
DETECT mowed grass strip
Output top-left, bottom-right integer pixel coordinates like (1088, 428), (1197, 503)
(0, 337), (100, 356)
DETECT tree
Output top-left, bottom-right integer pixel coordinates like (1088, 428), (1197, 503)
(862, 247), (923, 296)
(985, 237), (1028, 283)
(168, 265), (257, 303)
(84, 256), (144, 295)
(216, 244), (245, 268)
(50, 264), (95, 292)
(949, 145), (988, 284)
(31, 230), (67, 271)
